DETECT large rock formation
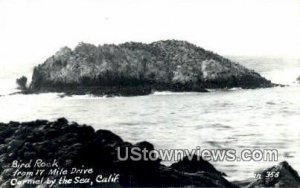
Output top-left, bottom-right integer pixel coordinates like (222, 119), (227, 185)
(0, 118), (238, 187)
(29, 40), (273, 96)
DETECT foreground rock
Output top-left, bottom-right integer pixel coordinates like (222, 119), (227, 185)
(28, 40), (274, 96)
(0, 118), (238, 187)
(248, 161), (300, 188)
(1, 118), (299, 187)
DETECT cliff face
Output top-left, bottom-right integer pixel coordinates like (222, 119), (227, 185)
(30, 40), (273, 95)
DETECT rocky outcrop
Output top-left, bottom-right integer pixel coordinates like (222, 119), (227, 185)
(1, 119), (299, 187)
(16, 76), (28, 90)
(29, 40), (274, 96)
(0, 118), (238, 187)
(297, 76), (300, 83)
(248, 161), (300, 188)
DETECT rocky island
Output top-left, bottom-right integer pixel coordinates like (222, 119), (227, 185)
(1, 118), (300, 187)
(26, 40), (274, 96)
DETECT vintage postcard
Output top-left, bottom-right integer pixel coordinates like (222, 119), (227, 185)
(0, 0), (299, 187)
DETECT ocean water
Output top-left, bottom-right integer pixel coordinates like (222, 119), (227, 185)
(0, 57), (300, 182)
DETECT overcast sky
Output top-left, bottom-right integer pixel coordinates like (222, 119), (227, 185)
(0, 0), (299, 67)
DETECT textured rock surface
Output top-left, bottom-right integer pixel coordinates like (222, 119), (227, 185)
(248, 161), (300, 188)
(29, 40), (273, 96)
(1, 119), (299, 187)
(0, 118), (238, 187)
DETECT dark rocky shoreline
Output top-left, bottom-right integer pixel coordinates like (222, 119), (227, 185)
(24, 40), (276, 96)
(1, 118), (300, 187)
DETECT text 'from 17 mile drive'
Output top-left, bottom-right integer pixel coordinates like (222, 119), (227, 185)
(10, 159), (120, 187)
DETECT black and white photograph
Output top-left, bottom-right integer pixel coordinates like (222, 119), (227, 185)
(0, 0), (300, 187)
